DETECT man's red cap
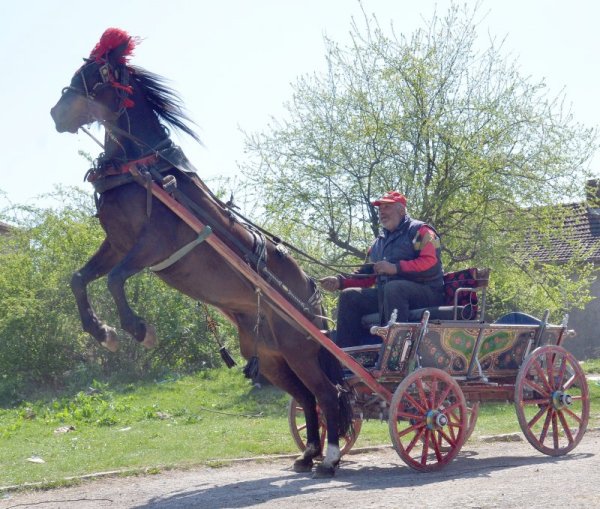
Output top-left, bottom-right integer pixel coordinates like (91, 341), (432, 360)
(371, 191), (407, 207)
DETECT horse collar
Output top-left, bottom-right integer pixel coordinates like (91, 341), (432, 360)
(86, 154), (159, 183)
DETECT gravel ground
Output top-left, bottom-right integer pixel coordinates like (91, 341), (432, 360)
(1, 429), (599, 509)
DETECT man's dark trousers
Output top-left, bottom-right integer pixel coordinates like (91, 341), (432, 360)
(335, 280), (445, 347)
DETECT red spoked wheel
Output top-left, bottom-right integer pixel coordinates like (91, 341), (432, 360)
(515, 345), (589, 456)
(388, 368), (467, 471)
(287, 397), (362, 457)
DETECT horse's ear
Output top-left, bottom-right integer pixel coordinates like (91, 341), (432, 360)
(107, 39), (131, 67)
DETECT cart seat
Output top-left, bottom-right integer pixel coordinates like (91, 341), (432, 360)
(361, 267), (490, 327)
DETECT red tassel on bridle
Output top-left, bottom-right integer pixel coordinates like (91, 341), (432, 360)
(111, 82), (135, 108)
(89, 28), (139, 109)
(90, 28), (138, 63)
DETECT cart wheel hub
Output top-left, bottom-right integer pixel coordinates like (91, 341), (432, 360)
(426, 410), (448, 430)
(552, 391), (572, 409)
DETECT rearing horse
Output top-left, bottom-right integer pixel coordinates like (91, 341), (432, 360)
(50, 28), (350, 477)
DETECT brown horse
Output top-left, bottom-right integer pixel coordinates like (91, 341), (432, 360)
(50, 28), (350, 477)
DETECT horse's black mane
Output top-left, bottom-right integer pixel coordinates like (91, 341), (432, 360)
(129, 65), (201, 144)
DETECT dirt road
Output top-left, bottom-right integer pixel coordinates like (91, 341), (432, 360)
(2, 430), (599, 509)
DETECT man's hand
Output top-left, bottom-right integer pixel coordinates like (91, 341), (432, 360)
(373, 260), (398, 275)
(319, 276), (340, 292)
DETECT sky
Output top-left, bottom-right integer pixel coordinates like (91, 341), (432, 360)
(1, 0), (599, 211)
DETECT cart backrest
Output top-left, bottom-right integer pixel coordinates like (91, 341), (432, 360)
(442, 267), (490, 320)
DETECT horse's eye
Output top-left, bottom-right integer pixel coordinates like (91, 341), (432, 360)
(61, 87), (71, 95)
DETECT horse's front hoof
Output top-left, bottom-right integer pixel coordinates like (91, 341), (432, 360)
(100, 326), (119, 352)
(140, 325), (158, 349)
(292, 457), (314, 473)
(313, 463), (336, 478)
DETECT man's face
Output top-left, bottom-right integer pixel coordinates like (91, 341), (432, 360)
(378, 202), (405, 231)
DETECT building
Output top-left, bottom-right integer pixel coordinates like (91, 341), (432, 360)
(536, 180), (600, 359)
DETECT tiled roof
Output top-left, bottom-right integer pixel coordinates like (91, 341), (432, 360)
(530, 203), (600, 263)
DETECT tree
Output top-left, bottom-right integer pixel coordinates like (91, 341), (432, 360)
(241, 3), (597, 318)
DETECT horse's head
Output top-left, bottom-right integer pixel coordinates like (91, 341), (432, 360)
(50, 28), (137, 133)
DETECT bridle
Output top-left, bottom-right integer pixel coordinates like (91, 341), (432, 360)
(61, 58), (141, 160)
(61, 59), (134, 120)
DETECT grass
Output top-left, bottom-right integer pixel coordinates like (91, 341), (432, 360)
(1, 367), (599, 490)
(0, 369), (292, 488)
(581, 358), (600, 374)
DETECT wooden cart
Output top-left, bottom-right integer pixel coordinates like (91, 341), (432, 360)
(289, 285), (590, 472)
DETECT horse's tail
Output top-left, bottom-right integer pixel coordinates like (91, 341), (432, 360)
(318, 347), (353, 437)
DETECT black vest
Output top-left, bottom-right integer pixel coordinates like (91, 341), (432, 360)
(368, 215), (444, 288)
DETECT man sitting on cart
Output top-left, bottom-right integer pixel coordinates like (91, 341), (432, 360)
(319, 191), (445, 348)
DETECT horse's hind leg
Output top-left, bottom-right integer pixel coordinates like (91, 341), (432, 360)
(236, 324), (322, 472)
(285, 350), (347, 478)
(71, 239), (122, 351)
(261, 358), (322, 472)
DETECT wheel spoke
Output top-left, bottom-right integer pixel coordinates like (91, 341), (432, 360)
(563, 406), (583, 425)
(532, 358), (552, 393)
(431, 431), (443, 462)
(447, 418), (463, 430)
(404, 426), (426, 454)
(522, 397), (550, 406)
(563, 374), (578, 391)
(552, 411), (559, 450)
(527, 404), (549, 429)
(420, 429), (431, 465)
(546, 351), (555, 389)
(555, 356), (568, 390)
(446, 419), (458, 442)
(397, 419), (426, 438)
(396, 409), (423, 420)
(404, 391), (427, 415)
(438, 427), (458, 448)
(434, 383), (452, 409)
(523, 377), (550, 398)
(429, 379), (438, 408)
(446, 406), (463, 443)
(556, 410), (575, 444)
(443, 400), (463, 416)
(416, 379), (430, 410)
(538, 408), (553, 445)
